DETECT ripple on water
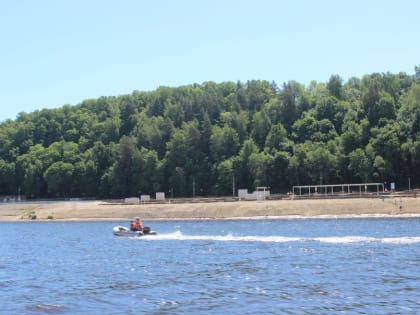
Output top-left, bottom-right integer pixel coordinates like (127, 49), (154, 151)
(25, 304), (68, 314)
(0, 219), (418, 315)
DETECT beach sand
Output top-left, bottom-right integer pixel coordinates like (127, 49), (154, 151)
(0, 196), (419, 221)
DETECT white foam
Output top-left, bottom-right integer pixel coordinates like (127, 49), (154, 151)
(142, 231), (301, 242)
(381, 237), (420, 244)
(313, 236), (420, 244)
(313, 236), (377, 243)
(139, 232), (420, 244)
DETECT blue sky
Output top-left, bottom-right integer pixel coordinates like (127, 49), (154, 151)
(0, 0), (419, 121)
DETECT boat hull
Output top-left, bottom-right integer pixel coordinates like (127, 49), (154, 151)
(113, 226), (157, 237)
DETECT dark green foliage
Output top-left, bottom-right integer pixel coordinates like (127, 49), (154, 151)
(0, 72), (418, 198)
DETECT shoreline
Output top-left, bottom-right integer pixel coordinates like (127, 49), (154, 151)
(1, 197), (420, 222)
(3, 213), (420, 223)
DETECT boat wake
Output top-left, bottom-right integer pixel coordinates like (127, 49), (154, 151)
(137, 231), (420, 244)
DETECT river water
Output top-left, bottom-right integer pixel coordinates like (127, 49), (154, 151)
(0, 218), (419, 314)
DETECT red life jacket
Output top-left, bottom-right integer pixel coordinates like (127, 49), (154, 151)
(130, 222), (137, 231)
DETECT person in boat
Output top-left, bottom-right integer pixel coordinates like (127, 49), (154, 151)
(130, 217), (143, 231)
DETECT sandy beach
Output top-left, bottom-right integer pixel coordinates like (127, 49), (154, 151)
(1, 196), (420, 221)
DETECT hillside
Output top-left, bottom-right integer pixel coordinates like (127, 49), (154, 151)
(0, 72), (419, 199)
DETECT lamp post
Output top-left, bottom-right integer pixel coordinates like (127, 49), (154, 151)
(232, 173), (235, 197)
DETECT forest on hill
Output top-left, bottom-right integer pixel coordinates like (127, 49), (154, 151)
(1, 71), (420, 199)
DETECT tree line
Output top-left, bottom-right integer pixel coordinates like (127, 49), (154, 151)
(0, 71), (419, 199)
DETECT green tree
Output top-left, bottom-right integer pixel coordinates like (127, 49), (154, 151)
(213, 159), (235, 196)
(119, 96), (139, 136)
(1, 74), (420, 198)
(340, 121), (363, 154)
(44, 162), (74, 197)
(398, 84), (420, 136)
(132, 147), (162, 195)
(16, 144), (58, 198)
(0, 160), (16, 195)
(164, 120), (209, 196)
(251, 110), (272, 149)
(327, 74), (344, 99)
(314, 96), (347, 132)
(235, 139), (260, 190)
(267, 150), (290, 192)
(304, 143), (338, 185)
(372, 155), (386, 182)
(264, 123), (288, 153)
(109, 136), (138, 197)
(249, 152), (272, 188)
(210, 125), (240, 163)
(292, 115), (317, 143)
(279, 82), (299, 130)
(348, 148), (371, 182)
(369, 122), (403, 178)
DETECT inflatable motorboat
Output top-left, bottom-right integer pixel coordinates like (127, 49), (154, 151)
(113, 225), (157, 237)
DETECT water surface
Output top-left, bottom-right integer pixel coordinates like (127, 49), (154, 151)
(0, 218), (419, 314)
